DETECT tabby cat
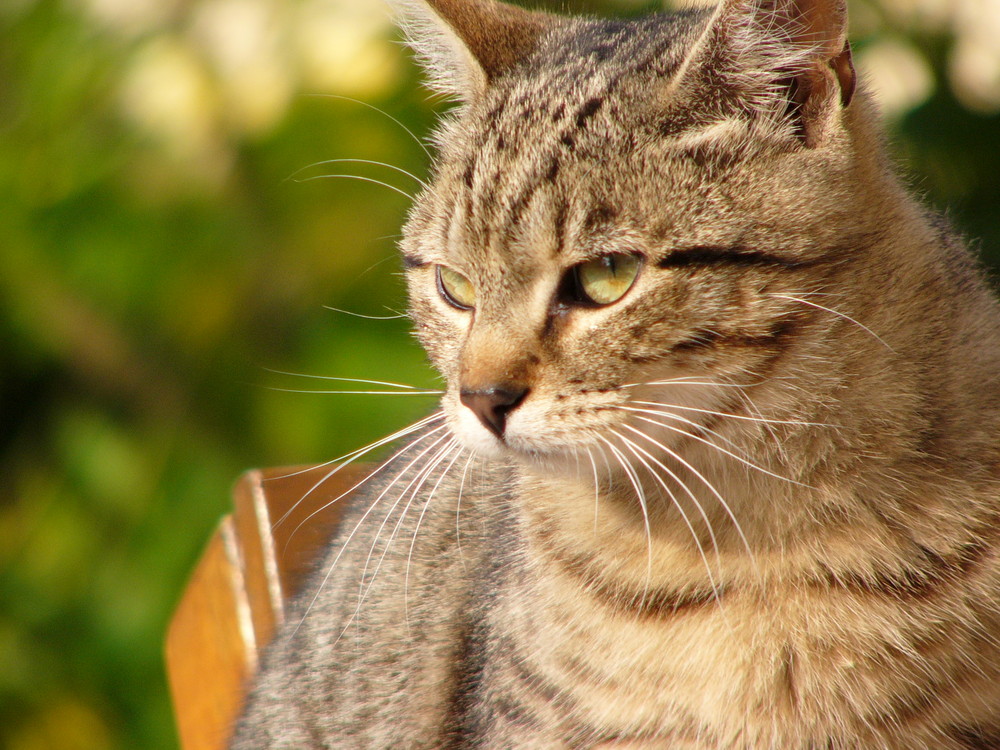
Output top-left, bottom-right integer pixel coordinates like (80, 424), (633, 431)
(231, 0), (1000, 746)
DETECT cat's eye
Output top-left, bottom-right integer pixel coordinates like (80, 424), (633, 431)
(436, 265), (476, 310)
(564, 253), (642, 306)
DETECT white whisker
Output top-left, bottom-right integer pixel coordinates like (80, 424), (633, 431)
(610, 429), (723, 605)
(405, 442), (466, 624)
(629, 400), (833, 428)
(769, 293), (894, 352)
(454, 450), (477, 569)
(293, 173), (413, 200)
(312, 93), (432, 160)
(616, 375), (721, 389)
(620, 405), (752, 459)
(332, 432), (456, 637)
(265, 387), (442, 396)
(618, 376), (766, 390)
(596, 434), (653, 602)
(722, 374), (793, 464)
(620, 423), (756, 565)
(277, 420), (446, 550)
(356, 435), (457, 623)
(290, 423), (451, 639)
(323, 306), (409, 320)
(629, 413), (808, 488)
(270, 412), (446, 531)
(263, 369), (429, 390)
(288, 158), (427, 188)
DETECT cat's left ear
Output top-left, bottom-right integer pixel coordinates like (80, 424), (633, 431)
(390, 0), (559, 102)
(670, 0), (856, 147)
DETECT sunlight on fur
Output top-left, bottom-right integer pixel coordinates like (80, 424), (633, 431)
(232, 0), (1000, 747)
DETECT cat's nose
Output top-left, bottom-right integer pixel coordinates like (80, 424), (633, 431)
(460, 384), (529, 438)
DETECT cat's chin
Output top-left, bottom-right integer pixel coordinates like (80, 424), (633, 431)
(448, 405), (608, 470)
(448, 407), (508, 457)
(458, 431), (594, 476)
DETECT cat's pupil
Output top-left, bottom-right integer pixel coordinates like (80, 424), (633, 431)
(561, 253), (642, 307)
(436, 265), (476, 310)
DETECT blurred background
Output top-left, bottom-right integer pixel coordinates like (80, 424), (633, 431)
(0, 0), (997, 747)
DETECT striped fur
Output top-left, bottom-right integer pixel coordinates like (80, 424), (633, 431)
(232, 0), (1000, 747)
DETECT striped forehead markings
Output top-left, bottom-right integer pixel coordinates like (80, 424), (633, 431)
(450, 15), (702, 268)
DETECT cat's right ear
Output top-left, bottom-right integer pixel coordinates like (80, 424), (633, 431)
(390, 0), (557, 102)
(668, 0), (856, 147)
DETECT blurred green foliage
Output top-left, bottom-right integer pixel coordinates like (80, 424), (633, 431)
(0, 0), (997, 748)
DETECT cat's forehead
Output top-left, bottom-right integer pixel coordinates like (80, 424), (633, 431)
(532, 12), (707, 90)
(473, 12), (707, 133)
(409, 6), (801, 277)
(422, 13), (710, 265)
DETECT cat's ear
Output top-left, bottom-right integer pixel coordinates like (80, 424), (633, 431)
(391, 0), (557, 101)
(670, 0), (856, 146)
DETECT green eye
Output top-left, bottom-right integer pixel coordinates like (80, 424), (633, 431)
(567, 253), (642, 306)
(436, 265), (476, 310)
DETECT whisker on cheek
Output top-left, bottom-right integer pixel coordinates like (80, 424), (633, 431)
(596, 433), (654, 605)
(610, 429), (724, 600)
(405, 441), (466, 625)
(271, 412), (447, 536)
(619, 422), (757, 568)
(348, 433), (456, 633)
(288, 423), (451, 640)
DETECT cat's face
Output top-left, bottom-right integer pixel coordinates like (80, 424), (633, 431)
(399, 6), (864, 466)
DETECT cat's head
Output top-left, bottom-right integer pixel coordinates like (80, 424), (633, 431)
(395, 0), (877, 465)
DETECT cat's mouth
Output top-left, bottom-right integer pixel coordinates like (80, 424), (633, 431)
(446, 387), (616, 458)
(445, 385), (670, 461)
(446, 378), (735, 468)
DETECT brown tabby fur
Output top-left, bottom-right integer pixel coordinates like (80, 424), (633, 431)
(231, 0), (1000, 747)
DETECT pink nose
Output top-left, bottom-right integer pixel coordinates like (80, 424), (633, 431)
(459, 385), (529, 438)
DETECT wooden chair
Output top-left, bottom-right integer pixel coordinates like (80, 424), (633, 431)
(165, 465), (364, 750)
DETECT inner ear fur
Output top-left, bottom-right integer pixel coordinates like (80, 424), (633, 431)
(781, 0), (856, 144)
(673, 0), (857, 147)
(395, 0), (558, 101)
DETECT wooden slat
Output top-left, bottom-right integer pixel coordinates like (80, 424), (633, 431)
(231, 470), (283, 651)
(166, 464), (366, 750)
(251, 465), (360, 602)
(165, 517), (255, 750)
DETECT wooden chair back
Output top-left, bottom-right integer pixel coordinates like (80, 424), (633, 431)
(165, 465), (362, 750)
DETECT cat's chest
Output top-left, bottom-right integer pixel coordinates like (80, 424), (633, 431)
(477, 483), (882, 747)
(497, 570), (782, 742)
(479, 542), (977, 750)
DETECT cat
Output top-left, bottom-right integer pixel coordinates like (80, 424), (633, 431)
(230, 0), (1000, 747)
